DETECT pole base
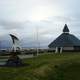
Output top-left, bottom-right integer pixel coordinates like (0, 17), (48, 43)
(5, 52), (24, 67)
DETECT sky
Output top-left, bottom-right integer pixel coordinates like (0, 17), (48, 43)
(0, 0), (80, 48)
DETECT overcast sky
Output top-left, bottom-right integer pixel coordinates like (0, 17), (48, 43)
(0, 0), (80, 48)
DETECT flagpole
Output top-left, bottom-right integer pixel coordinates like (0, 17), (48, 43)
(36, 26), (39, 56)
(36, 26), (40, 56)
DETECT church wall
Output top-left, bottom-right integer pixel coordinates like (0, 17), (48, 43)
(63, 47), (74, 50)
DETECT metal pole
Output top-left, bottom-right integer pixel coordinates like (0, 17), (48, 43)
(36, 26), (39, 56)
(36, 26), (40, 56)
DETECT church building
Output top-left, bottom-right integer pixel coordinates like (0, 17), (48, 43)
(48, 24), (80, 53)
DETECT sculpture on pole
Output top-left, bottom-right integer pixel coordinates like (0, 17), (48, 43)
(5, 34), (23, 67)
(10, 34), (21, 52)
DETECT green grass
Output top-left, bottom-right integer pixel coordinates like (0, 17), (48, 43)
(0, 52), (80, 80)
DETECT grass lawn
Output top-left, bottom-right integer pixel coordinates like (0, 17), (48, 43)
(0, 52), (80, 80)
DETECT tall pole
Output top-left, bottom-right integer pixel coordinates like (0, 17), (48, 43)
(36, 26), (40, 56)
(36, 26), (39, 56)
(0, 40), (1, 51)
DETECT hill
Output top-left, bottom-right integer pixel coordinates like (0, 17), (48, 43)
(0, 53), (80, 80)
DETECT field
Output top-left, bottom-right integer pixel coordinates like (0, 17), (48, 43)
(0, 52), (80, 80)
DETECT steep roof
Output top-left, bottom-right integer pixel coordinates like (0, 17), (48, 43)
(48, 24), (80, 48)
(63, 24), (69, 33)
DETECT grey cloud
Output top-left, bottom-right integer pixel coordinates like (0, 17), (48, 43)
(0, 21), (23, 30)
(0, 20), (33, 30)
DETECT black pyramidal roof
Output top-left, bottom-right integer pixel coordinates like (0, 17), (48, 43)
(63, 24), (69, 33)
(48, 24), (80, 48)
